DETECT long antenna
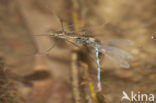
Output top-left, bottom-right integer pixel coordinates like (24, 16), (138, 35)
(49, 10), (65, 32)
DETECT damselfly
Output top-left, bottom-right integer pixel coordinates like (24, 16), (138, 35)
(34, 27), (133, 92)
(76, 34), (133, 91)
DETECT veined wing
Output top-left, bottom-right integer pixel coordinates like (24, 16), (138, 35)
(100, 39), (134, 47)
(98, 46), (133, 68)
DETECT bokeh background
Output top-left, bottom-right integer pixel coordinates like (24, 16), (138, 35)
(0, 0), (156, 103)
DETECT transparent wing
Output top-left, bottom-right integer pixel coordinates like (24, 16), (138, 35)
(100, 39), (134, 47)
(98, 46), (133, 68)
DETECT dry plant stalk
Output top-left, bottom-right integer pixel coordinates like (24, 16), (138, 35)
(70, 1), (82, 103)
(80, 62), (98, 103)
(71, 52), (81, 103)
(70, 0), (98, 103)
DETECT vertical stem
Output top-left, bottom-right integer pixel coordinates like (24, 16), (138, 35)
(81, 62), (98, 103)
(96, 47), (101, 91)
(71, 1), (81, 103)
(71, 52), (80, 103)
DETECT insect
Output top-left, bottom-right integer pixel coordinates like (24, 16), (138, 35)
(34, 25), (133, 91)
(76, 34), (133, 91)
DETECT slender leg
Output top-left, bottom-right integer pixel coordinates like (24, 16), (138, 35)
(96, 47), (102, 91)
(60, 19), (64, 32)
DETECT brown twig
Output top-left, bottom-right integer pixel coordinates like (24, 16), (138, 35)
(71, 51), (81, 103)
